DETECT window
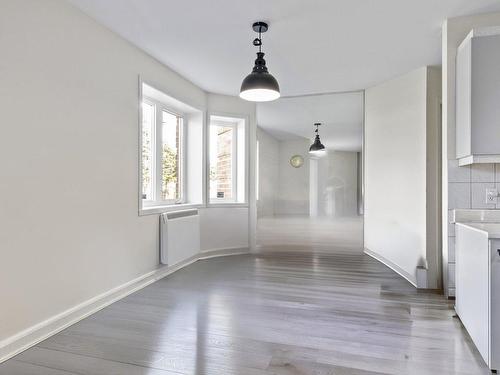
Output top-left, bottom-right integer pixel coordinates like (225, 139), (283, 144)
(209, 115), (246, 204)
(141, 98), (184, 207)
(140, 82), (204, 214)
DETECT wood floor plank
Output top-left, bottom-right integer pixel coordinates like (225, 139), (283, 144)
(14, 347), (184, 375)
(0, 360), (79, 375)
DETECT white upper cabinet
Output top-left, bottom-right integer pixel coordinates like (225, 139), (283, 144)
(456, 27), (500, 166)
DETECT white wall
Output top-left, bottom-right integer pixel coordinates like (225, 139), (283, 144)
(426, 67), (442, 291)
(311, 151), (358, 218)
(199, 208), (249, 251)
(256, 127), (279, 217)
(364, 67), (441, 287)
(442, 12), (500, 297)
(0, 0), (255, 356)
(276, 139), (310, 215)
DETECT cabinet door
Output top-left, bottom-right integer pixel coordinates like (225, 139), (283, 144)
(490, 239), (500, 370)
(456, 224), (489, 364)
(456, 38), (471, 159)
(471, 35), (500, 155)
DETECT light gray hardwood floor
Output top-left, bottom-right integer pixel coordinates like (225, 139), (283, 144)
(0, 251), (490, 374)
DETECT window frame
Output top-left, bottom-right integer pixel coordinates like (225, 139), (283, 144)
(207, 113), (249, 207)
(256, 140), (260, 202)
(140, 96), (186, 210)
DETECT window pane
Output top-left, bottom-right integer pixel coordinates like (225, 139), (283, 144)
(141, 102), (154, 201)
(161, 111), (181, 201)
(210, 125), (233, 200)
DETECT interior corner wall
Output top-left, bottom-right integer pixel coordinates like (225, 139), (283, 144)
(276, 139), (310, 215)
(364, 67), (429, 286)
(442, 11), (500, 297)
(256, 127), (279, 217)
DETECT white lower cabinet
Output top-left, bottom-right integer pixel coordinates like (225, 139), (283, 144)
(491, 238), (500, 371)
(456, 223), (500, 370)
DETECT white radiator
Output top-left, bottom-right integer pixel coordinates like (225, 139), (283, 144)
(160, 209), (200, 266)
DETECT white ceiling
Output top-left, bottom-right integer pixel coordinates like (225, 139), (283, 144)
(68, 0), (500, 151)
(257, 92), (363, 151)
(69, 0), (500, 96)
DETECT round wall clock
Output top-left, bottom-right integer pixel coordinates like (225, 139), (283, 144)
(290, 155), (304, 168)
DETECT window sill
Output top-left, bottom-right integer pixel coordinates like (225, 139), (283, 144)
(207, 202), (249, 209)
(139, 203), (203, 216)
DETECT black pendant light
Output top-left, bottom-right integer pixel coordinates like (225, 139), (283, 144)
(240, 22), (280, 102)
(309, 123), (326, 155)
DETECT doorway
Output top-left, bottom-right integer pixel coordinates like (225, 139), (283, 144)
(255, 92), (364, 254)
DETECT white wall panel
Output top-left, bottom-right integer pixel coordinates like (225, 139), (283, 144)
(364, 67), (428, 285)
(313, 151), (358, 218)
(199, 208), (249, 251)
(276, 139), (310, 215)
(256, 128), (279, 217)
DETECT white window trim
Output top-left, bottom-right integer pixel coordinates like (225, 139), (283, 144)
(139, 203), (204, 216)
(256, 140), (260, 202)
(139, 96), (186, 213)
(207, 112), (249, 207)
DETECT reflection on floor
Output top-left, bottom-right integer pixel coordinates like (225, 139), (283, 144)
(257, 215), (363, 254)
(0, 253), (489, 374)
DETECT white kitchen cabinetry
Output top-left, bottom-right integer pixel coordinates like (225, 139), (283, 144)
(456, 27), (500, 166)
(455, 223), (500, 370)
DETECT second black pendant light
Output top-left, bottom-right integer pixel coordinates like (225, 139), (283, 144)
(309, 123), (326, 155)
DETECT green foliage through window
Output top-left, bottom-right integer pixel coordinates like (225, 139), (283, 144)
(162, 145), (179, 200)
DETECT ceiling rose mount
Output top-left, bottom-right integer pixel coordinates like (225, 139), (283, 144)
(239, 21), (280, 102)
(252, 21), (268, 33)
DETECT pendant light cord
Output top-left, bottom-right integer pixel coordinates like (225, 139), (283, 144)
(252, 26), (264, 53)
(259, 28), (262, 53)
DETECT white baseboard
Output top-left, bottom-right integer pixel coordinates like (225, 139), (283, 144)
(0, 247), (249, 364)
(199, 247), (249, 259)
(416, 266), (428, 289)
(364, 248), (417, 287)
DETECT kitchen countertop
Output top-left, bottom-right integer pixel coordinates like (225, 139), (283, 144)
(453, 209), (500, 223)
(456, 222), (500, 239)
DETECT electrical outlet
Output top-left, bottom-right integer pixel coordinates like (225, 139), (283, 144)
(486, 188), (498, 204)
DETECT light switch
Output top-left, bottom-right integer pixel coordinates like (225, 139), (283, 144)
(486, 188), (498, 204)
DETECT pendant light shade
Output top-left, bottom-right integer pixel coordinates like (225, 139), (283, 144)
(309, 123), (326, 155)
(239, 22), (280, 102)
(240, 53), (280, 102)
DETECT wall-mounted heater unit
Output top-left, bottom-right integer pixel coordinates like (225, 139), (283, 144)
(160, 209), (200, 266)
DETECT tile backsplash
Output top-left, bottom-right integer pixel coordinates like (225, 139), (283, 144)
(471, 163), (495, 182)
(447, 160), (500, 297)
(448, 160), (500, 209)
